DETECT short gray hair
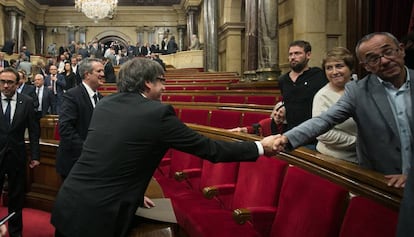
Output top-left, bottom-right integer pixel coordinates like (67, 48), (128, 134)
(78, 58), (102, 80)
(355, 32), (400, 61)
(117, 57), (164, 93)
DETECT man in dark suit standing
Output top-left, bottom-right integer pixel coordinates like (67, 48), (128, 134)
(44, 65), (66, 114)
(0, 67), (40, 237)
(55, 58), (104, 180)
(33, 74), (55, 136)
(51, 58), (277, 237)
(17, 70), (39, 110)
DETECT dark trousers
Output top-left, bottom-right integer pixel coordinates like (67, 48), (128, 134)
(0, 152), (26, 237)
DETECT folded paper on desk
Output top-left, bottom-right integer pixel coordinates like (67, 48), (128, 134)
(135, 198), (177, 223)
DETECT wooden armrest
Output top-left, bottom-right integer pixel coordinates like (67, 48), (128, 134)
(232, 208), (251, 224)
(202, 184), (235, 199)
(174, 168), (201, 181)
(233, 207), (277, 225)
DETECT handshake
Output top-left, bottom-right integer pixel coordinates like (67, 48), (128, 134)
(259, 134), (289, 156)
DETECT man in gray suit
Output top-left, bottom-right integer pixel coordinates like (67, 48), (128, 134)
(273, 32), (412, 188)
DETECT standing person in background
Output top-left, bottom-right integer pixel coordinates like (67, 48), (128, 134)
(272, 32), (412, 188)
(33, 74), (55, 118)
(51, 57), (278, 237)
(62, 61), (76, 91)
(166, 36), (178, 54)
(55, 58), (104, 180)
(33, 74), (55, 138)
(17, 70), (39, 110)
(312, 47), (358, 163)
(44, 65), (66, 114)
(278, 40), (328, 149)
(0, 67), (40, 237)
(103, 57), (116, 83)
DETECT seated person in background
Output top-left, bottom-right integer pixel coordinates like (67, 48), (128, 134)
(229, 101), (287, 136)
(312, 47), (358, 163)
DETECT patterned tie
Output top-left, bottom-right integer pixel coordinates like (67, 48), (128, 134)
(4, 98), (11, 126)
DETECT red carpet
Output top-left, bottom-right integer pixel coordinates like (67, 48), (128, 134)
(0, 206), (54, 237)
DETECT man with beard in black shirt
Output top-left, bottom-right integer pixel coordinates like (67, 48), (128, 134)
(278, 40), (328, 149)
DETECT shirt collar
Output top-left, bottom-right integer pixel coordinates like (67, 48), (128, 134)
(82, 81), (97, 98)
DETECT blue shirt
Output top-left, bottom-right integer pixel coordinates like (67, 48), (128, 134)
(378, 67), (412, 174)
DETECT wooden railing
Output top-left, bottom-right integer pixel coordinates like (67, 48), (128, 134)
(27, 119), (402, 212)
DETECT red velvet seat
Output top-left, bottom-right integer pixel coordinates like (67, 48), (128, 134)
(167, 95), (193, 102)
(193, 95), (218, 103)
(246, 95), (277, 105)
(210, 110), (242, 129)
(178, 156), (288, 237)
(179, 108), (211, 125)
(218, 95), (246, 104)
(269, 167), (349, 237)
(241, 112), (270, 127)
(339, 196), (398, 237)
(155, 149), (203, 198)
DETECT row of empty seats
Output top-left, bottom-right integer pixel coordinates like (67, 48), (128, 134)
(162, 94), (280, 106)
(154, 150), (398, 237)
(174, 107), (270, 129)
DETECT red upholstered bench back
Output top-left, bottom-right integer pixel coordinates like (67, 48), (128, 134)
(270, 167), (349, 237)
(339, 196), (398, 237)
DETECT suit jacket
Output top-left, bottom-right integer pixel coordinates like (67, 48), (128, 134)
(0, 93), (39, 167)
(38, 86), (55, 117)
(51, 92), (260, 237)
(44, 74), (66, 114)
(55, 84), (102, 177)
(285, 69), (414, 175)
(104, 62), (116, 83)
(20, 84), (39, 110)
(0, 60), (9, 68)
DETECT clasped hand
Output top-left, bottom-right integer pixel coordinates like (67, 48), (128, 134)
(259, 134), (289, 156)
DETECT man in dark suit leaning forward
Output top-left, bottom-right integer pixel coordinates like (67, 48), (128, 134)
(0, 67), (40, 237)
(51, 57), (279, 237)
(55, 58), (104, 180)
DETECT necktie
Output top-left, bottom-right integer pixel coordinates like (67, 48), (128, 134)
(52, 76), (57, 95)
(93, 93), (98, 107)
(4, 98), (11, 126)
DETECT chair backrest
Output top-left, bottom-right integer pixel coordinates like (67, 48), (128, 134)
(339, 196), (398, 237)
(230, 156), (288, 209)
(198, 160), (239, 192)
(179, 108), (210, 125)
(241, 112), (270, 127)
(210, 110), (243, 129)
(169, 149), (203, 179)
(270, 167), (349, 237)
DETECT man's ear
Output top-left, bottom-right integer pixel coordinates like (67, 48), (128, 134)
(144, 80), (152, 90)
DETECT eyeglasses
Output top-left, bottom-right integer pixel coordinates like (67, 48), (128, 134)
(364, 48), (400, 67)
(0, 79), (17, 85)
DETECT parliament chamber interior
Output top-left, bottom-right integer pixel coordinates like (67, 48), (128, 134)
(1, 0), (413, 236)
